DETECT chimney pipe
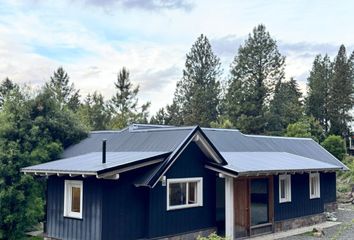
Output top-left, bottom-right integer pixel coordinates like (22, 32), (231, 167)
(102, 139), (107, 164)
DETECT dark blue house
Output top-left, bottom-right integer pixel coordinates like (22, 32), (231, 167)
(22, 124), (347, 240)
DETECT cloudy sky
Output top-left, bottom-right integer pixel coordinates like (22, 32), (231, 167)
(1, 0), (354, 114)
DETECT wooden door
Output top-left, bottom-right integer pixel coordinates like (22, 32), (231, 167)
(234, 179), (249, 238)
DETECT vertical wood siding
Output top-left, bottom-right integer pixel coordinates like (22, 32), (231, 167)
(274, 172), (336, 221)
(101, 167), (149, 240)
(46, 177), (103, 240)
(147, 142), (217, 238)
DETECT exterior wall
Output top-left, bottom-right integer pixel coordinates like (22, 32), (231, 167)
(46, 177), (103, 240)
(274, 172), (336, 222)
(147, 142), (218, 239)
(101, 167), (150, 240)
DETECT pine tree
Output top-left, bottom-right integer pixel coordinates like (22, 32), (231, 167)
(225, 24), (285, 134)
(110, 67), (150, 129)
(0, 78), (18, 108)
(78, 92), (111, 130)
(150, 108), (168, 125)
(267, 78), (303, 134)
(328, 45), (354, 136)
(45, 67), (80, 110)
(174, 34), (221, 127)
(305, 55), (332, 132)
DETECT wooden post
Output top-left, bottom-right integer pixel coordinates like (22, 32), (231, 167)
(225, 176), (234, 239)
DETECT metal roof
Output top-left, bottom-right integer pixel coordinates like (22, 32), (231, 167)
(22, 151), (169, 176)
(218, 152), (341, 175)
(63, 127), (194, 158)
(22, 124), (348, 181)
(203, 128), (348, 170)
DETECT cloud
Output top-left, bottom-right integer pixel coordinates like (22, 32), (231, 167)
(77, 0), (194, 11)
(211, 35), (245, 58)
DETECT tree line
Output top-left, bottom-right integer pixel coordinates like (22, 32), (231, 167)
(0, 24), (352, 239)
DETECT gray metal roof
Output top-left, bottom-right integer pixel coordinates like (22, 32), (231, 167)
(22, 124), (347, 178)
(22, 151), (169, 175)
(219, 152), (341, 175)
(203, 128), (348, 170)
(63, 127), (194, 158)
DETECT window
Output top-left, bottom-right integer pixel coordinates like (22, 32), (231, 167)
(167, 177), (203, 210)
(309, 173), (320, 199)
(64, 180), (83, 219)
(279, 174), (291, 203)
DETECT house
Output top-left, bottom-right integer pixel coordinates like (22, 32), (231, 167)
(22, 124), (348, 240)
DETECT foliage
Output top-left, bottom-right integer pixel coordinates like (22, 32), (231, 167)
(210, 116), (235, 129)
(285, 116), (324, 142)
(305, 55), (332, 132)
(45, 67), (80, 111)
(327, 45), (354, 136)
(197, 233), (227, 240)
(0, 86), (87, 239)
(174, 34), (221, 127)
(78, 92), (111, 130)
(225, 24), (285, 134)
(0, 78), (19, 108)
(321, 135), (346, 160)
(110, 67), (150, 129)
(267, 78), (303, 134)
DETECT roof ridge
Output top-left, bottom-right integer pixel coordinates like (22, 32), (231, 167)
(201, 127), (240, 132)
(129, 126), (197, 132)
(243, 134), (313, 140)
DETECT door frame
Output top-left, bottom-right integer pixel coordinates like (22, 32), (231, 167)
(225, 176), (274, 239)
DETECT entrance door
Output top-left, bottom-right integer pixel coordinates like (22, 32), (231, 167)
(234, 179), (249, 238)
(234, 177), (274, 238)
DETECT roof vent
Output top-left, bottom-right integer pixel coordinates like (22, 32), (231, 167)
(102, 139), (107, 164)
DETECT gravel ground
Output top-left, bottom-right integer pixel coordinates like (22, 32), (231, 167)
(278, 204), (354, 240)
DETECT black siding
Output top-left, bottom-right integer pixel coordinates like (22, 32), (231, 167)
(274, 172), (336, 221)
(46, 177), (103, 240)
(147, 142), (217, 238)
(101, 167), (149, 240)
(321, 172), (336, 203)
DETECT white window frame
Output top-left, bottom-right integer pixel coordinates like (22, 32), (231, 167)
(167, 177), (203, 210)
(279, 174), (291, 203)
(64, 180), (83, 219)
(309, 173), (321, 199)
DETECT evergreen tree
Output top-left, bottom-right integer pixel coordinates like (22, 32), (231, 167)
(45, 67), (80, 110)
(174, 34), (221, 127)
(305, 55), (332, 132)
(0, 78), (18, 108)
(110, 67), (150, 129)
(267, 78), (303, 134)
(328, 45), (354, 136)
(150, 108), (168, 125)
(78, 92), (111, 130)
(226, 24), (285, 134)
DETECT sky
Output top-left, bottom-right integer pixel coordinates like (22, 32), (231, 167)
(0, 0), (354, 114)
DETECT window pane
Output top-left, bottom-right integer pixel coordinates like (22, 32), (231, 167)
(188, 182), (197, 204)
(169, 183), (186, 206)
(311, 177), (314, 195)
(71, 187), (81, 213)
(280, 179), (286, 199)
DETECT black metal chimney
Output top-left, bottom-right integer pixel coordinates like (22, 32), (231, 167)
(102, 139), (107, 164)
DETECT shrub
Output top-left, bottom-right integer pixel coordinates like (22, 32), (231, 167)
(321, 135), (346, 160)
(197, 232), (227, 240)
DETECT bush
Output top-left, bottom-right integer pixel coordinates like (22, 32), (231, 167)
(197, 233), (228, 240)
(321, 135), (346, 160)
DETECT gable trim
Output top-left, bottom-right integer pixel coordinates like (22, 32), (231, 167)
(145, 126), (227, 188)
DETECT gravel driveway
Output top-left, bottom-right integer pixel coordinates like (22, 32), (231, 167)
(278, 204), (354, 240)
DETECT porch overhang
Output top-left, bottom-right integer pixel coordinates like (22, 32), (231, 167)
(206, 151), (343, 178)
(21, 151), (170, 180)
